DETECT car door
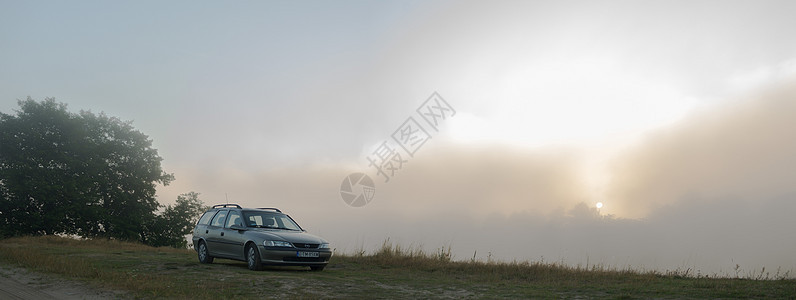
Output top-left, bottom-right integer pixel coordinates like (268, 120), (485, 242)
(219, 210), (247, 260)
(205, 210), (229, 257)
(192, 210), (217, 246)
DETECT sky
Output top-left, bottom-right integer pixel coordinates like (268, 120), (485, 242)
(3, 0), (796, 276)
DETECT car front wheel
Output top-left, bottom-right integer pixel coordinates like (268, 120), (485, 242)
(198, 241), (214, 264)
(246, 244), (263, 271)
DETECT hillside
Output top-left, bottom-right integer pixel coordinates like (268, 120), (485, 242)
(0, 236), (794, 299)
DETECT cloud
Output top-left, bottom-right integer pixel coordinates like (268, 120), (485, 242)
(369, 143), (587, 217)
(607, 80), (796, 218)
(159, 141), (588, 218)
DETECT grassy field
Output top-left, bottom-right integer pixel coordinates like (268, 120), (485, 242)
(0, 236), (794, 299)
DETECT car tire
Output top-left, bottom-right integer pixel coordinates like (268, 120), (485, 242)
(246, 244), (263, 271)
(310, 265), (325, 271)
(197, 241), (214, 264)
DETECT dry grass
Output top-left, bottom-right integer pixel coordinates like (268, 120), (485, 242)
(349, 240), (658, 283)
(1, 235), (795, 299)
(351, 239), (793, 281)
(0, 235), (215, 298)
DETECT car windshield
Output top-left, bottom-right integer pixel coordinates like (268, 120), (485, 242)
(242, 211), (303, 231)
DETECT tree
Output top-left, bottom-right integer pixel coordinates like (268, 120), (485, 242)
(143, 192), (208, 248)
(0, 97), (174, 240)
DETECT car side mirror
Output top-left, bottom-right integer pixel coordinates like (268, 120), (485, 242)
(230, 225), (246, 231)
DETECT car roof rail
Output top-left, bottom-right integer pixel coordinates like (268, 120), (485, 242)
(212, 204), (242, 209)
(257, 207), (282, 213)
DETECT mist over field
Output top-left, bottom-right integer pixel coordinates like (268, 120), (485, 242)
(163, 82), (796, 275)
(3, 0), (796, 276)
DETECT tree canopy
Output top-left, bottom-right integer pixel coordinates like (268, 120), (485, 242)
(142, 191), (207, 248)
(0, 97), (177, 242)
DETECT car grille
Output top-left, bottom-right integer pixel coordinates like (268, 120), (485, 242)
(292, 243), (319, 249)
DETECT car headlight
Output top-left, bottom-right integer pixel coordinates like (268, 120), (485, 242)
(319, 243), (330, 249)
(263, 240), (293, 248)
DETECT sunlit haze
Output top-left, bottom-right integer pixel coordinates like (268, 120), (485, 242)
(3, 0), (796, 276)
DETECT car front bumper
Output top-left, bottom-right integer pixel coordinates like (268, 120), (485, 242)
(259, 246), (332, 266)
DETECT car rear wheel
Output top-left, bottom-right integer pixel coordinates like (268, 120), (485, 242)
(198, 241), (214, 264)
(246, 244), (263, 271)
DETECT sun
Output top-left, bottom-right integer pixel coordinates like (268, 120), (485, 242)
(596, 202), (603, 209)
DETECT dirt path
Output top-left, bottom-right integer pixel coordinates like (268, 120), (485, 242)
(0, 265), (123, 300)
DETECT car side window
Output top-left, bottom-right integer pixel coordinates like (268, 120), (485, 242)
(226, 211), (242, 228)
(197, 211), (216, 226)
(246, 215), (262, 227)
(210, 210), (228, 227)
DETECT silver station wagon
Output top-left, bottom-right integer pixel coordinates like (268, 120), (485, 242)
(192, 204), (332, 271)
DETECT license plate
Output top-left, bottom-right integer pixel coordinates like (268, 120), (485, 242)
(297, 251), (319, 258)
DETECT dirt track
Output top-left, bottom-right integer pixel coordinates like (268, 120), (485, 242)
(0, 265), (121, 300)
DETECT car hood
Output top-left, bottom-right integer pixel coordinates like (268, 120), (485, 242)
(249, 229), (327, 244)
